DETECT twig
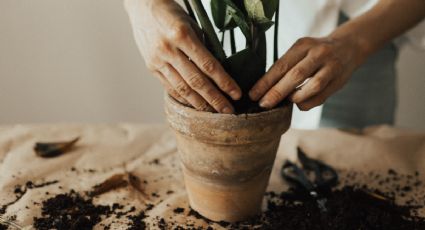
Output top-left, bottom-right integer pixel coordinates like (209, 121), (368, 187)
(0, 216), (24, 229)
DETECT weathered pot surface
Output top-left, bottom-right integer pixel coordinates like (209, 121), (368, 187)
(165, 94), (292, 222)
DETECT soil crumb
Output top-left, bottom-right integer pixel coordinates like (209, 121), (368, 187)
(20, 169), (425, 230)
(235, 186), (425, 230)
(0, 223), (7, 230)
(33, 190), (114, 230)
(126, 211), (147, 230)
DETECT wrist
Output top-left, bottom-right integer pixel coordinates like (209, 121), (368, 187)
(328, 30), (371, 68)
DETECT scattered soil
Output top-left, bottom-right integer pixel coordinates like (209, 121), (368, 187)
(126, 212), (147, 230)
(0, 180), (58, 214)
(33, 191), (105, 230)
(232, 186), (425, 230)
(0, 223), (7, 230)
(4, 166), (424, 229)
(133, 170), (425, 230)
(173, 207), (185, 214)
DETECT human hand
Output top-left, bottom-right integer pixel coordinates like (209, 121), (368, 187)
(249, 36), (362, 111)
(124, 0), (241, 113)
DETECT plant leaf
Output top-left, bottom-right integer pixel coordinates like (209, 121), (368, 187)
(34, 137), (80, 158)
(262, 0), (279, 19)
(221, 0), (252, 44)
(224, 48), (266, 93)
(257, 20), (274, 31)
(191, 0), (226, 61)
(244, 0), (279, 28)
(211, 0), (235, 30)
(89, 174), (128, 197)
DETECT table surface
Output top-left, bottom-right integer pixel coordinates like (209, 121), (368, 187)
(0, 124), (424, 229)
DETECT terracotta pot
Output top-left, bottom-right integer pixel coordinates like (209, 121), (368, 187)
(165, 94), (292, 222)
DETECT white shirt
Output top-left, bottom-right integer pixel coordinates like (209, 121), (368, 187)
(273, 0), (424, 54)
(200, 0), (424, 59)
(202, 0), (425, 129)
(272, 0), (425, 128)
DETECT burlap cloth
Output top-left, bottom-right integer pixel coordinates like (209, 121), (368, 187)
(0, 124), (424, 229)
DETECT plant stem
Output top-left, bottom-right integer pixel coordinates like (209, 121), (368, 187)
(273, 0), (280, 62)
(183, 0), (197, 23)
(190, 0), (226, 62)
(230, 29), (236, 54)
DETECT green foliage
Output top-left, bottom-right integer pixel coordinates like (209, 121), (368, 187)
(244, 0), (278, 31)
(221, 0), (252, 44)
(210, 0), (236, 30)
(191, 0), (226, 61)
(186, 0), (280, 106)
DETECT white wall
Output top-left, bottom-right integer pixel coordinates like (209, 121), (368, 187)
(396, 43), (425, 131)
(0, 0), (424, 130)
(0, 0), (165, 124)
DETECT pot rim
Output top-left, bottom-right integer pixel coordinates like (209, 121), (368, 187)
(165, 93), (292, 119)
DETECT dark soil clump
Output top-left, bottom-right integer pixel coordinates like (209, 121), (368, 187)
(245, 186), (425, 230)
(0, 223), (7, 230)
(126, 212), (147, 230)
(173, 207), (185, 214)
(1, 180), (58, 215)
(33, 190), (113, 230)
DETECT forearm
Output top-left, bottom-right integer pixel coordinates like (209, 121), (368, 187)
(330, 0), (425, 66)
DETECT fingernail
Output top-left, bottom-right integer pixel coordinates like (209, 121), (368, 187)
(259, 99), (271, 108)
(221, 106), (234, 114)
(229, 90), (241, 100)
(249, 89), (259, 101)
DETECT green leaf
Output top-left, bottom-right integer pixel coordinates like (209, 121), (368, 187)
(191, 0), (226, 61)
(262, 0), (279, 19)
(224, 48), (266, 93)
(257, 20), (274, 31)
(210, 0), (235, 30)
(244, 0), (279, 28)
(221, 0), (252, 44)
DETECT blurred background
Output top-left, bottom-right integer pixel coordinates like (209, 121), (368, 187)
(1, 1), (424, 130)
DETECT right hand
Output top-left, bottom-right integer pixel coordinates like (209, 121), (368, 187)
(124, 0), (241, 113)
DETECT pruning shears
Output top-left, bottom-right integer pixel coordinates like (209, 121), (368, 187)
(281, 147), (338, 212)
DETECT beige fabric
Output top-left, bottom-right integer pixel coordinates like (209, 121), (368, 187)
(0, 124), (424, 229)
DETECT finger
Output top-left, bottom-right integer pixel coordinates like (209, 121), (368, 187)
(259, 53), (323, 109)
(296, 80), (341, 111)
(167, 51), (235, 114)
(158, 64), (214, 112)
(289, 65), (334, 104)
(249, 38), (314, 101)
(175, 27), (241, 100)
(153, 71), (189, 105)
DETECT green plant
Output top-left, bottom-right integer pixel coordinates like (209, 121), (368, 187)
(186, 0), (280, 113)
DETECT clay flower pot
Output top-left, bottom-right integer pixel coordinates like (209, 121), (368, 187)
(165, 94), (292, 222)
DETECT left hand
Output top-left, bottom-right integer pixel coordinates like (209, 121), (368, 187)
(249, 36), (362, 111)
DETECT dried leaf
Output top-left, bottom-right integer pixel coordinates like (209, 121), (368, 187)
(89, 173), (147, 197)
(90, 174), (128, 197)
(34, 137), (80, 158)
(128, 173), (146, 195)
